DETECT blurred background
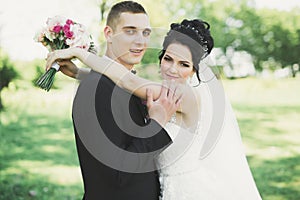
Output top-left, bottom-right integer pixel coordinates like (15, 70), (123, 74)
(0, 0), (300, 199)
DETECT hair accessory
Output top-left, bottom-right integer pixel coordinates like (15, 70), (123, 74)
(173, 24), (209, 57)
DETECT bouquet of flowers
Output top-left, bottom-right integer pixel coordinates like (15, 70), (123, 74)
(34, 16), (96, 91)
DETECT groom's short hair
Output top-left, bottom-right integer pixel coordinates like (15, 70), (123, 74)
(107, 1), (147, 30)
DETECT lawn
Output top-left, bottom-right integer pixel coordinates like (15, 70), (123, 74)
(223, 77), (300, 200)
(0, 76), (300, 199)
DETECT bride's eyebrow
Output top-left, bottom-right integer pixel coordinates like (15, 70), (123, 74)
(163, 54), (172, 59)
(164, 54), (191, 64)
(180, 60), (191, 64)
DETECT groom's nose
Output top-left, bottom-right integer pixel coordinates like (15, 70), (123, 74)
(134, 31), (147, 44)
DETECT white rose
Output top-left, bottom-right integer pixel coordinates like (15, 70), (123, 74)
(66, 24), (91, 50)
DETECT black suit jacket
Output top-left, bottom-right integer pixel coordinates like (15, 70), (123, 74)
(72, 71), (172, 200)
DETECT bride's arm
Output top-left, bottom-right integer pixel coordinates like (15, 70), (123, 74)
(46, 48), (198, 115)
(82, 51), (163, 101)
(46, 48), (162, 100)
(85, 55), (200, 115)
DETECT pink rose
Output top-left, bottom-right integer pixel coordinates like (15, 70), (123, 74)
(65, 30), (74, 39)
(66, 19), (74, 25)
(53, 25), (62, 33)
(63, 24), (70, 32)
(63, 24), (73, 38)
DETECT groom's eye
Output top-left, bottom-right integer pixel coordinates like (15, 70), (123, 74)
(143, 30), (151, 37)
(124, 29), (137, 35)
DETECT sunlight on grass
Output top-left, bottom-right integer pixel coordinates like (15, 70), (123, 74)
(222, 77), (300, 106)
(221, 77), (300, 200)
(0, 82), (84, 199)
(41, 145), (69, 154)
(1, 76), (299, 200)
(12, 160), (82, 185)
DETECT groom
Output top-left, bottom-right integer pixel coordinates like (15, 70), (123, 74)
(65, 1), (180, 199)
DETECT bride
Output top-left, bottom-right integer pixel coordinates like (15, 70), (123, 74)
(46, 19), (262, 200)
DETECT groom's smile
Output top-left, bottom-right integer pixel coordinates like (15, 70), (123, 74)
(129, 48), (144, 56)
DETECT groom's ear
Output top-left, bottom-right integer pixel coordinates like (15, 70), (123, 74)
(104, 26), (113, 43)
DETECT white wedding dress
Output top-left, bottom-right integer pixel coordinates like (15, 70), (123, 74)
(157, 68), (262, 200)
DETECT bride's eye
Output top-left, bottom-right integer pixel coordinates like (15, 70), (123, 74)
(180, 63), (190, 68)
(163, 56), (172, 62)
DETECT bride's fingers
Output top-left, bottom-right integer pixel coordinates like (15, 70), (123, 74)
(173, 92), (183, 110)
(176, 93), (183, 105)
(173, 84), (184, 101)
(167, 80), (176, 99)
(45, 52), (58, 71)
(46, 49), (77, 70)
(146, 88), (154, 109)
(45, 51), (63, 71)
(45, 53), (54, 71)
(160, 80), (169, 97)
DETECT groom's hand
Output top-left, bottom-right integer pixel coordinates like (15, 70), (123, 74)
(56, 60), (79, 79)
(146, 80), (183, 127)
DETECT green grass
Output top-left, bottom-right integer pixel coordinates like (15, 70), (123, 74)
(222, 77), (300, 200)
(1, 76), (300, 199)
(0, 80), (83, 200)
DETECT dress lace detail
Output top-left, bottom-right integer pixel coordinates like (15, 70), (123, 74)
(169, 113), (177, 124)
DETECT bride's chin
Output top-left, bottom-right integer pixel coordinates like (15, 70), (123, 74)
(163, 75), (179, 81)
(162, 77), (184, 83)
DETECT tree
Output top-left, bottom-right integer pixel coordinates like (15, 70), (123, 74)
(0, 49), (18, 110)
(96, 0), (300, 76)
(0, 15), (18, 111)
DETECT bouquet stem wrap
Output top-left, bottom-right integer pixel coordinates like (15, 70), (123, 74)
(35, 62), (60, 91)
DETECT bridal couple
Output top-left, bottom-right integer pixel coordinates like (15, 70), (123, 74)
(46, 1), (262, 199)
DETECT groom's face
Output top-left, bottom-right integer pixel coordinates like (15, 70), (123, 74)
(107, 12), (151, 69)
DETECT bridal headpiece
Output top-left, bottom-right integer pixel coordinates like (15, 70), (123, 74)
(169, 19), (213, 59)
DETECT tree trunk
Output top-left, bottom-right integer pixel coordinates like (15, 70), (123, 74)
(291, 65), (296, 78)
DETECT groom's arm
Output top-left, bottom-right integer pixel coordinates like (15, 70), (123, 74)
(53, 60), (91, 80)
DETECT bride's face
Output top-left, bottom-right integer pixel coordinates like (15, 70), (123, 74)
(160, 43), (195, 84)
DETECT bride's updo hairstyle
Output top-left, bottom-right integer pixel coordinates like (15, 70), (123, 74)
(158, 19), (214, 84)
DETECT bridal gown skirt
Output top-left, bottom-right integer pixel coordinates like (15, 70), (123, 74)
(159, 165), (231, 200)
(158, 119), (262, 200)
(157, 80), (262, 200)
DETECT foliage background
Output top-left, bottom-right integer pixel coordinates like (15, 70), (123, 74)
(0, 0), (300, 199)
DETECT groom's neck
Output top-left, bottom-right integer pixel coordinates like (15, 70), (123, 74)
(105, 52), (134, 71)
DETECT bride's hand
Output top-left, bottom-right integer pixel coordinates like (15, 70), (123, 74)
(45, 48), (81, 71)
(146, 80), (183, 126)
